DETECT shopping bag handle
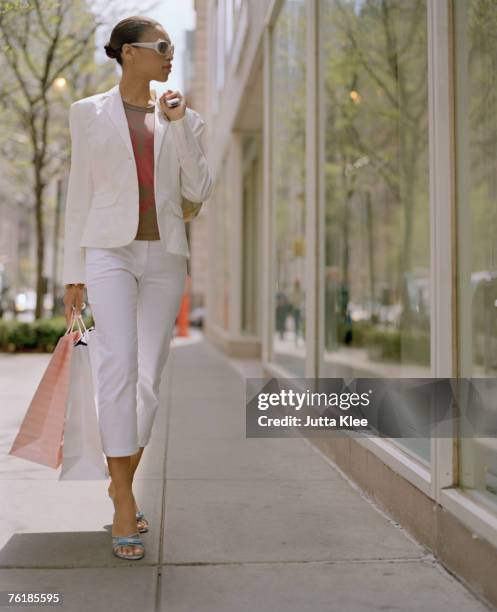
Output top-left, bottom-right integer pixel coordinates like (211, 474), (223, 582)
(64, 304), (87, 338)
(73, 308), (88, 335)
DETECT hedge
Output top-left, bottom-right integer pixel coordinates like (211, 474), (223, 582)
(331, 320), (430, 365)
(0, 315), (94, 353)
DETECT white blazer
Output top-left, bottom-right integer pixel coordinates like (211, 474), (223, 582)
(62, 83), (213, 285)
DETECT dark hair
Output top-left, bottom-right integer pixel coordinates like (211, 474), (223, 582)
(104, 15), (161, 66)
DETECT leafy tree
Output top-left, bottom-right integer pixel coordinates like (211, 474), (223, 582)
(0, 0), (157, 318)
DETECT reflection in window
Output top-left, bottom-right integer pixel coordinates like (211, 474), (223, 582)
(225, 0), (234, 54)
(216, 0), (225, 94)
(272, 0), (307, 376)
(213, 165), (230, 331)
(321, 0), (430, 376)
(242, 135), (260, 336)
(320, 0), (430, 463)
(455, 0), (497, 511)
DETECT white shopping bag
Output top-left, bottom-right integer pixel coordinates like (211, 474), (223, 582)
(86, 323), (100, 415)
(59, 314), (109, 480)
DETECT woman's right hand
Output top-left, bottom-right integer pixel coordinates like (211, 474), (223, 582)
(63, 284), (86, 327)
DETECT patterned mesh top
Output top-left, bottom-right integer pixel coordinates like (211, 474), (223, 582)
(122, 99), (160, 240)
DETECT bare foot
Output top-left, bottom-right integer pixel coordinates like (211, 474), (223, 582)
(108, 482), (148, 532)
(111, 490), (143, 557)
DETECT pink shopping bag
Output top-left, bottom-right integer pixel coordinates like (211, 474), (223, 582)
(8, 315), (82, 469)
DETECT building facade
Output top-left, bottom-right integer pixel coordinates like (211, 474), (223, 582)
(198, 0), (497, 604)
(182, 4), (211, 311)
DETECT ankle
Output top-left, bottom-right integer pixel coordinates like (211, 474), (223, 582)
(112, 489), (134, 502)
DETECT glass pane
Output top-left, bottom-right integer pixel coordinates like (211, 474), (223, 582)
(320, 0), (430, 463)
(216, 0), (225, 94)
(213, 167), (230, 331)
(242, 136), (260, 336)
(272, 0), (307, 376)
(454, 0), (497, 512)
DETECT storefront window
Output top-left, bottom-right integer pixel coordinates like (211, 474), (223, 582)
(319, 0), (430, 463)
(455, 0), (497, 511)
(271, 0), (307, 376)
(213, 166), (230, 331)
(241, 135), (260, 337)
(216, 0), (225, 95)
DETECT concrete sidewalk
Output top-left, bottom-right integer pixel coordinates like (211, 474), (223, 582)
(0, 335), (494, 611)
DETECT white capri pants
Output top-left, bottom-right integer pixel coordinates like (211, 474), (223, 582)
(85, 239), (187, 457)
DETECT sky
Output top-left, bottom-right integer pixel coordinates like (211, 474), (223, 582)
(93, 0), (195, 95)
(146, 0), (195, 95)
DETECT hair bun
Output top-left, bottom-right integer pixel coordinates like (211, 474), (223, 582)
(104, 44), (117, 59)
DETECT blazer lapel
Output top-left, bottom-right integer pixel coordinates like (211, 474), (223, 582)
(152, 89), (171, 212)
(152, 89), (170, 188)
(101, 84), (133, 158)
(101, 84), (170, 176)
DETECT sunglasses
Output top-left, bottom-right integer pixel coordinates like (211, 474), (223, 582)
(128, 39), (174, 56)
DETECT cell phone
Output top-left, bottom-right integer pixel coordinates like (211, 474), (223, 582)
(166, 97), (180, 108)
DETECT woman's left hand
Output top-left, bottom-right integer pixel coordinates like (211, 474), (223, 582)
(159, 90), (186, 121)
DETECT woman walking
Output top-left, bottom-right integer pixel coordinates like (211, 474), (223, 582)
(62, 16), (213, 560)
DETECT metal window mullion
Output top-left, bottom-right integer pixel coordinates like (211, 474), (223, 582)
(427, 0), (457, 496)
(306, 0), (318, 378)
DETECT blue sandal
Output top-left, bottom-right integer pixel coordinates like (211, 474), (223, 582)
(112, 532), (145, 560)
(136, 511), (149, 533)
